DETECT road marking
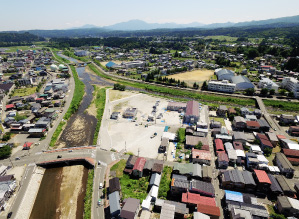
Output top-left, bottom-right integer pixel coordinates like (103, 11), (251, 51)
(28, 163), (35, 167)
(35, 152), (42, 155)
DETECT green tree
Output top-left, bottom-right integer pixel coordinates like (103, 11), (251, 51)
(194, 141), (203, 150)
(279, 89), (287, 96)
(0, 145), (12, 159)
(263, 147), (273, 157)
(269, 89), (275, 95)
(174, 50), (179, 58)
(244, 88), (255, 96)
(193, 82), (199, 89)
(201, 81), (208, 90)
(288, 91), (294, 98)
(260, 88), (269, 96)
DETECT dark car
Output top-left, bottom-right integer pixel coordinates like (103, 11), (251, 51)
(57, 155), (62, 158)
(7, 212), (13, 218)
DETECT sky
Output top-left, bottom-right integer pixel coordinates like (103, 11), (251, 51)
(1, 0), (298, 31)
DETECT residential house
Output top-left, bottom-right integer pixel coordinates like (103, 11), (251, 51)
(253, 169), (271, 193)
(241, 171), (256, 192)
(109, 177), (121, 194)
(275, 153), (295, 178)
(276, 196), (299, 217)
(267, 174), (283, 197)
(182, 192), (216, 209)
(186, 136), (208, 150)
(132, 157), (146, 178)
(109, 191), (121, 218)
(246, 121), (260, 131)
(217, 105), (228, 117)
(227, 149), (238, 165)
(120, 198), (140, 219)
(202, 166), (213, 182)
(280, 114), (296, 125)
(266, 132), (279, 147)
(276, 175), (296, 198)
(171, 174), (189, 195)
(197, 204), (221, 219)
(258, 119), (271, 132)
(282, 149), (299, 166)
(233, 117), (246, 130)
(210, 120), (221, 129)
(190, 179), (215, 197)
(246, 153), (259, 170)
(184, 101), (200, 124)
(215, 138), (225, 155)
(289, 126), (299, 137)
(240, 107), (251, 116)
(192, 149), (211, 165)
(28, 128), (46, 137)
(125, 155), (138, 174)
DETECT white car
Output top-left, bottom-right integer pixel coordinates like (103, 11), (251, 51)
(99, 183), (103, 189)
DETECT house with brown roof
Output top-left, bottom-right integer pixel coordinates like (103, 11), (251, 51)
(197, 204), (221, 219)
(184, 101), (199, 124)
(109, 177), (121, 194)
(217, 105), (227, 117)
(246, 121), (260, 131)
(233, 116), (246, 130)
(120, 198), (140, 219)
(256, 133), (273, 150)
(192, 149), (211, 165)
(186, 136), (209, 150)
(280, 114), (296, 125)
(289, 126), (299, 136)
(217, 152), (229, 169)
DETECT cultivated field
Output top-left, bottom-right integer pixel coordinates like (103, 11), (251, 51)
(166, 69), (214, 86)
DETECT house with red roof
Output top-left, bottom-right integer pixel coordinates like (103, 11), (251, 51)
(184, 101), (199, 124)
(256, 133), (273, 150)
(197, 204), (221, 219)
(182, 192), (216, 207)
(283, 149), (299, 166)
(23, 142), (33, 150)
(253, 169), (271, 193)
(192, 149), (211, 165)
(246, 121), (260, 131)
(132, 157), (146, 178)
(215, 139), (225, 154)
(5, 104), (15, 111)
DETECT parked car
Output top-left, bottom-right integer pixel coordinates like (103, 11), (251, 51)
(7, 212), (13, 218)
(99, 183), (103, 189)
(57, 155), (62, 158)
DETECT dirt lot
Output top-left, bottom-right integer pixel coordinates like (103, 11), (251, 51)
(106, 93), (182, 158)
(166, 69), (214, 86)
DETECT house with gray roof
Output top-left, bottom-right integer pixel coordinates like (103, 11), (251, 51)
(275, 153), (295, 178)
(109, 191), (121, 218)
(268, 174), (283, 196)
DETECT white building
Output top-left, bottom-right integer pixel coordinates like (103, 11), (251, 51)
(208, 80), (236, 93)
(281, 77), (299, 98)
(258, 78), (279, 92)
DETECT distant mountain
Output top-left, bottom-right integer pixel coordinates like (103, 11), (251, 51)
(69, 24), (99, 29)
(101, 15), (299, 31)
(103, 19), (205, 31)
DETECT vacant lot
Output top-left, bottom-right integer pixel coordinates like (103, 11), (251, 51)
(105, 93), (182, 158)
(13, 87), (36, 96)
(166, 69), (214, 86)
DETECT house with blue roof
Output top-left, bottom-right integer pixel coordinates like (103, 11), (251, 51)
(225, 190), (243, 203)
(106, 61), (117, 68)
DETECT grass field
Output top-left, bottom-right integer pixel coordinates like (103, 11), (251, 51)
(205, 35), (238, 41)
(12, 87), (36, 96)
(209, 117), (225, 126)
(3, 46), (42, 52)
(166, 69), (214, 86)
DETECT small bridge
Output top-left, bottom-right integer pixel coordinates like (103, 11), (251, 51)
(37, 157), (95, 169)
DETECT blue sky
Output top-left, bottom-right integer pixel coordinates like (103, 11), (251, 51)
(1, 0), (298, 31)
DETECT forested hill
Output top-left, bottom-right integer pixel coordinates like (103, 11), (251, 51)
(0, 32), (45, 47)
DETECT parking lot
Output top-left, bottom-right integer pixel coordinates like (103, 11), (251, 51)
(106, 93), (182, 158)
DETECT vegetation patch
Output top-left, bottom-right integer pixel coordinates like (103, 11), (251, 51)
(110, 159), (126, 178)
(49, 121), (66, 147)
(12, 87), (36, 97)
(92, 87), (106, 145)
(120, 174), (149, 202)
(158, 166), (172, 200)
(263, 99), (299, 112)
(83, 169), (94, 219)
(0, 144), (12, 159)
(209, 117), (225, 126)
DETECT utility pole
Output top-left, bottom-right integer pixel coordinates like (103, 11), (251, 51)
(125, 141), (127, 152)
(138, 148), (140, 157)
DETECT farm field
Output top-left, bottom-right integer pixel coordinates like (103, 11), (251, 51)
(166, 69), (214, 86)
